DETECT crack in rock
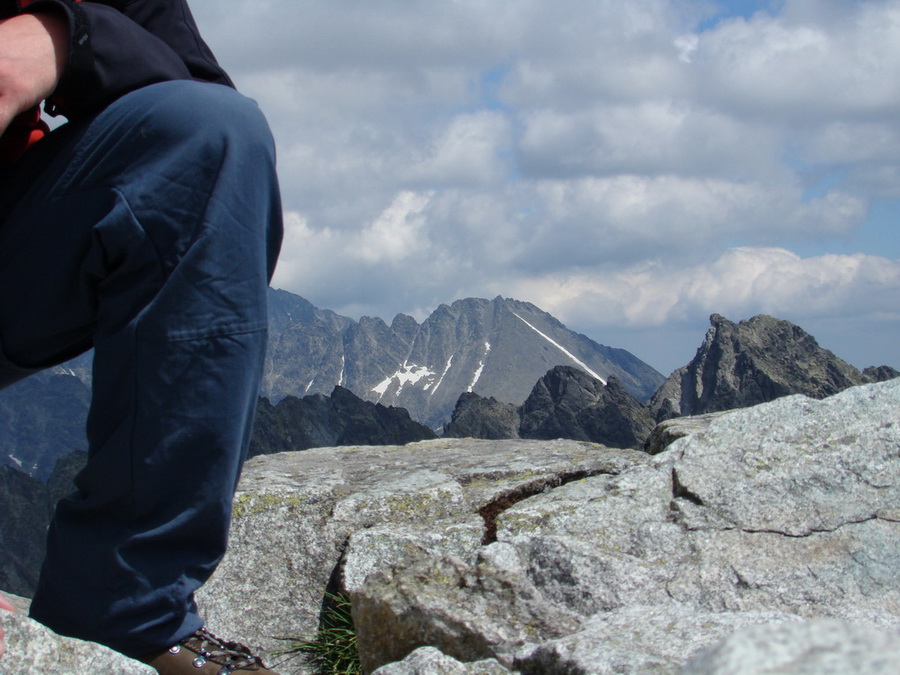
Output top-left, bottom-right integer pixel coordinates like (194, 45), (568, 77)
(671, 468), (705, 506)
(740, 514), (882, 539)
(477, 470), (610, 545)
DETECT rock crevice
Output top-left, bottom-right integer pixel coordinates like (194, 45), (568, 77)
(477, 469), (612, 545)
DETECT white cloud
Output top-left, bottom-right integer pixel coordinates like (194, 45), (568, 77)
(406, 111), (513, 187)
(518, 101), (783, 180)
(501, 248), (900, 329)
(694, 0), (900, 120)
(355, 191), (432, 264)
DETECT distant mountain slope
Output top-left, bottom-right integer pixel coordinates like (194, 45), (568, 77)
(1, 290), (661, 476)
(265, 291), (664, 429)
(0, 371), (89, 480)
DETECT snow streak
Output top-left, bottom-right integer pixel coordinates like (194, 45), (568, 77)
(468, 342), (491, 392)
(511, 312), (606, 384)
(429, 355), (454, 394)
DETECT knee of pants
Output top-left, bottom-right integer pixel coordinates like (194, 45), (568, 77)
(134, 80), (277, 166)
(99, 81), (283, 289)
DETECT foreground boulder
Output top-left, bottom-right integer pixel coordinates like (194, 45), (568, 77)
(4, 379), (898, 673)
(194, 378), (899, 674)
(683, 619), (900, 674)
(197, 437), (638, 672)
(0, 596), (153, 674)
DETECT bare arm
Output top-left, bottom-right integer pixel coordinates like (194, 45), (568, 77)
(0, 11), (68, 137)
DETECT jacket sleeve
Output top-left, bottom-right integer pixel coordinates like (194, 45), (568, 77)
(18, 0), (233, 118)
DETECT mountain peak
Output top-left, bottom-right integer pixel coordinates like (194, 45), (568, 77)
(264, 290), (663, 428)
(650, 313), (867, 420)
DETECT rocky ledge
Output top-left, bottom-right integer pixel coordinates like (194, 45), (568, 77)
(2, 379), (899, 674)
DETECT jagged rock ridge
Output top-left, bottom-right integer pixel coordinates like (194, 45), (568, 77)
(444, 365), (655, 450)
(250, 386), (436, 456)
(649, 313), (898, 420)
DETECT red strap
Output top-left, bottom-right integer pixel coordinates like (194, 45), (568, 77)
(18, 0), (83, 7)
(0, 107), (49, 167)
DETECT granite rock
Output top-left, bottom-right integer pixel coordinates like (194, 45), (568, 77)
(351, 380), (899, 673)
(196, 438), (637, 672)
(7, 380), (898, 674)
(684, 619), (900, 674)
(370, 646), (511, 675)
(0, 598), (153, 675)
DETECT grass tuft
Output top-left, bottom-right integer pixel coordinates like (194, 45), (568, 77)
(279, 592), (361, 675)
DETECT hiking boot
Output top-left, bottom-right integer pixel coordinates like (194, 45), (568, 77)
(139, 627), (280, 674)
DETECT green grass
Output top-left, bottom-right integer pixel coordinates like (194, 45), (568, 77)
(279, 592), (361, 675)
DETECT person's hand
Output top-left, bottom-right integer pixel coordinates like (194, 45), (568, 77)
(0, 592), (15, 659)
(0, 11), (68, 137)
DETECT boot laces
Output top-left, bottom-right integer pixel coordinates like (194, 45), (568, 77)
(176, 627), (267, 671)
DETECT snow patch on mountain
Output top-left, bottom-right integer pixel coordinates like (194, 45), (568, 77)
(511, 312), (606, 384)
(373, 363), (437, 398)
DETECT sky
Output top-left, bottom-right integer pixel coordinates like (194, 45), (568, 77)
(191, 0), (900, 376)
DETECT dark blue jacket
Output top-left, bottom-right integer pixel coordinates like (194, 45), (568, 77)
(3, 0), (232, 116)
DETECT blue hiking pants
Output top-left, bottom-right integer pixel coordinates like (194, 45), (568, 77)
(0, 80), (282, 657)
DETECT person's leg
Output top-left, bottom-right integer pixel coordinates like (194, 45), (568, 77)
(0, 80), (282, 657)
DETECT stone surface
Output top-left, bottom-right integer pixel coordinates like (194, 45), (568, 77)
(684, 619), (900, 674)
(350, 380), (900, 673)
(642, 412), (722, 455)
(13, 379), (893, 674)
(371, 646), (511, 674)
(351, 553), (582, 672)
(0, 600), (153, 675)
(197, 438), (638, 672)
(515, 606), (799, 674)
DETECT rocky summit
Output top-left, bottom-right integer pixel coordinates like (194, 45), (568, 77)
(2, 371), (899, 675)
(649, 313), (897, 421)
